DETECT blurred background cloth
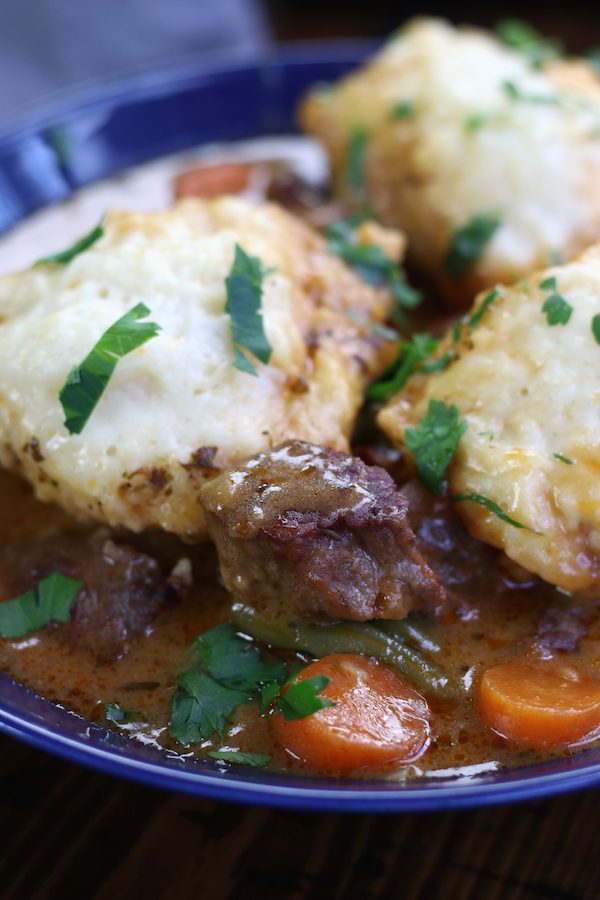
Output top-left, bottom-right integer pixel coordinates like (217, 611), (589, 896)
(0, 0), (271, 126)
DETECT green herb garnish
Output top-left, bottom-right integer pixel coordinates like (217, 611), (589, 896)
(464, 112), (506, 134)
(444, 215), (501, 280)
(451, 491), (541, 533)
(326, 219), (422, 310)
(34, 222), (104, 267)
(390, 101), (414, 121)
(194, 623), (285, 692)
(420, 351), (453, 374)
(170, 623), (286, 746)
(59, 303), (160, 435)
(0, 572), (82, 639)
(170, 670), (249, 746)
(366, 333), (439, 401)
(495, 19), (562, 67)
(405, 399), (468, 496)
(539, 277), (556, 291)
(274, 675), (336, 722)
(478, 430), (494, 440)
(345, 126), (368, 197)
(468, 289), (499, 330)
(592, 314), (600, 345)
(554, 453), (573, 465)
(105, 702), (131, 725)
(225, 244), (273, 377)
(503, 80), (559, 105)
(207, 751), (271, 767)
(542, 294), (572, 325)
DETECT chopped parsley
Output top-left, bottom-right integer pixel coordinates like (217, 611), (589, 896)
(592, 314), (600, 345)
(225, 244), (273, 376)
(0, 572), (81, 639)
(553, 453), (573, 465)
(542, 293), (572, 325)
(444, 215), (501, 280)
(464, 112), (505, 134)
(59, 303), (160, 435)
(105, 702), (130, 725)
(326, 219), (422, 309)
(539, 277), (556, 291)
(420, 352), (454, 374)
(366, 333), (439, 401)
(194, 623), (285, 692)
(503, 80), (559, 106)
(451, 491), (541, 533)
(34, 222), (104, 267)
(170, 623), (286, 746)
(170, 670), (249, 746)
(207, 751), (271, 767)
(405, 399), (468, 496)
(468, 289), (499, 330)
(345, 126), (368, 197)
(495, 19), (562, 68)
(478, 431), (494, 440)
(274, 675), (335, 722)
(390, 101), (414, 121)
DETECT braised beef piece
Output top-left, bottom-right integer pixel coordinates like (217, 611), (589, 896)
(533, 608), (586, 658)
(0, 530), (186, 660)
(199, 440), (445, 621)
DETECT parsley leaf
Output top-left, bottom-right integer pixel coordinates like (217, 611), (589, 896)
(451, 491), (541, 533)
(170, 623), (286, 746)
(468, 289), (499, 330)
(420, 351), (453, 374)
(326, 219), (422, 309)
(345, 126), (368, 197)
(34, 222), (104, 267)
(554, 453), (573, 465)
(539, 277), (556, 291)
(0, 572), (81, 639)
(542, 294), (572, 325)
(207, 750), (271, 767)
(170, 670), (249, 746)
(390, 101), (414, 121)
(105, 702), (130, 725)
(225, 244), (273, 377)
(194, 623), (285, 692)
(366, 333), (439, 401)
(592, 314), (600, 345)
(444, 215), (501, 280)
(405, 399), (467, 496)
(59, 303), (160, 435)
(503, 80), (559, 105)
(495, 19), (562, 67)
(275, 675), (336, 722)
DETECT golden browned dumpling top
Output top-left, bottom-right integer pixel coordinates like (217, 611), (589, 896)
(379, 244), (600, 594)
(0, 197), (400, 539)
(300, 17), (600, 308)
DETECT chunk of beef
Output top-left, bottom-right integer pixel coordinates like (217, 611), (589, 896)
(533, 608), (586, 658)
(0, 530), (186, 660)
(199, 440), (445, 621)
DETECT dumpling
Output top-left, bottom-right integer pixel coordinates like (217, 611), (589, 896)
(299, 17), (600, 308)
(378, 244), (600, 593)
(0, 196), (399, 538)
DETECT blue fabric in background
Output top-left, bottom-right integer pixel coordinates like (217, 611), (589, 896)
(0, 0), (271, 125)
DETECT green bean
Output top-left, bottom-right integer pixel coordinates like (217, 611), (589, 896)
(230, 604), (459, 702)
(377, 617), (441, 654)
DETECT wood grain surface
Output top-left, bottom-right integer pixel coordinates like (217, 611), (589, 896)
(0, 731), (598, 900)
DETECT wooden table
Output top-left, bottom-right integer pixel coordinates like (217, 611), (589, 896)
(1, 731), (599, 900)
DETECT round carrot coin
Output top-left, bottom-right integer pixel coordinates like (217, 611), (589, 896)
(270, 654), (431, 773)
(479, 661), (600, 748)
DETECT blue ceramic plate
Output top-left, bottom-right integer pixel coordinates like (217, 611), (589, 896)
(2, 45), (600, 811)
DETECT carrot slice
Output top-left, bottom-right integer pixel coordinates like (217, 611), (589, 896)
(270, 654), (431, 773)
(174, 163), (251, 200)
(479, 661), (600, 748)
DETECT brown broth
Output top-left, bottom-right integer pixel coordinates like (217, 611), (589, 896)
(1, 466), (599, 781)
